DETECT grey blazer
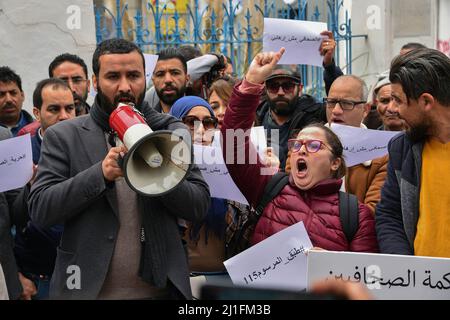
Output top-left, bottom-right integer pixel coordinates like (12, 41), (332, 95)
(28, 109), (210, 299)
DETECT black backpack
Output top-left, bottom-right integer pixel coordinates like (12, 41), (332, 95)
(225, 172), (359, 258)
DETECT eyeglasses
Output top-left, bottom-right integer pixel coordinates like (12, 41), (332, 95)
(182, 115), (218, 130)
(323, 98), (366, 110)
(58, 77), (88, 86)
(288, 139), (330, 153)
(266, 81), (299, 94)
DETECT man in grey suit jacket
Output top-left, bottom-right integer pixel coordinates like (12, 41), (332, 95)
(28, 39), (210, 299)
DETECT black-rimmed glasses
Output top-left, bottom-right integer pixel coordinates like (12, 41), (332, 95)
(323, 98), (366, 110)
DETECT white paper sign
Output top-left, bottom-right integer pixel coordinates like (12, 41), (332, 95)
(0, 263), (8, 300)
(212, 126), (268, 160)
(224, 221), (313, 290)
(263, 18), (327, 66)
(194, 144), (248, 205)
(143, 53), (159, 85)
(330, 123), (400, 167)
(0, 134), (33, 192)
(307, 251), (450, 300)
(250, 126), (268, 159)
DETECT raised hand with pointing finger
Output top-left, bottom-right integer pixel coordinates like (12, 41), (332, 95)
(245, 48), (286, 85)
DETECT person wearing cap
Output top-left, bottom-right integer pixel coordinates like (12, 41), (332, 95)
(255, 69), (326, 170)
(255, 31), (342, 170)
(364, 43), (427, 130)
(373, 77), (406, 131)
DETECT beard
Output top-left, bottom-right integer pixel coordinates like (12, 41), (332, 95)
(406, 121), (430, 143)
(156, 85), (187, 106)
(97, 85), (145, 114)
(268, 97), (297, 116)
(406, 123), (430, 143)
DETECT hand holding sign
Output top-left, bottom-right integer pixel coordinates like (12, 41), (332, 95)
(319, 31), (336, 67)
(246, 47), (285, 84)
(0, 134), (33, 192)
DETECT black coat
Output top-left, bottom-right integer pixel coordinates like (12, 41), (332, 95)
(28, 103), (210, 299)
(0, 191), (22, 299)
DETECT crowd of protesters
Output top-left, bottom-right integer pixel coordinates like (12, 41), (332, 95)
(0, 32), (449, 300)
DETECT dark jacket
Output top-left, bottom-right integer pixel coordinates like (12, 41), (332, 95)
(255, 95), (326, 169)
(28, 102), (210, 299)
(375, 132), (421, 255)
(222, 84), (378, 253)
(30, 127), (41, 165)
(12, 126), (63, 277)
(0, 192), (22, 299)
(323, 59), (344, 95)
(0, 128), (22, 299)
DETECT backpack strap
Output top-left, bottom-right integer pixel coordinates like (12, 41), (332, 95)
(255, 172), (290, 217)
(339, 191), (360, 243)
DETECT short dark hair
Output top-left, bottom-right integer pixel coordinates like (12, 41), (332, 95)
(0, 66), (23, 91)
(92, 38), (145, 76)
(301, 123), (347, 179)
(156, 48), (187, 73)
(177, 45), (202, 61)
(33, 78), (71, 110)
(49, 53), (89, 78)
(390, 48), (450, 106)
(401, 42), (427, 52)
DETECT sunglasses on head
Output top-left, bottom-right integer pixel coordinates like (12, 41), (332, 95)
(266, 81), (299, 94)
(182, 115), (218, 130)
(288, 139), (330, 153)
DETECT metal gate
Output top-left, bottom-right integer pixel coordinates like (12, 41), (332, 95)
(94, 0), (360, 98)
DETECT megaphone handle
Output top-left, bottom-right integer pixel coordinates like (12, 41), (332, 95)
(117, 153), (124, 169)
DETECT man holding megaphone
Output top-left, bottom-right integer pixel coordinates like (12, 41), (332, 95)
(28, 39), (211, 300)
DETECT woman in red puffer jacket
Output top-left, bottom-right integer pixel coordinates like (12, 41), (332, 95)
(221, 48), (378, 253)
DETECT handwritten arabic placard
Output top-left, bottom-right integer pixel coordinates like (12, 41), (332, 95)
(144, 53), (159, 85)
(263, 18), (327, 66)
(212, 126), (268, 160)
(193, 144), (248, 205)
(224, 221), (313, 290)
(0, 134), (33, 192)
(330, 123), (400, 167)
(307, 251), (450, 300)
